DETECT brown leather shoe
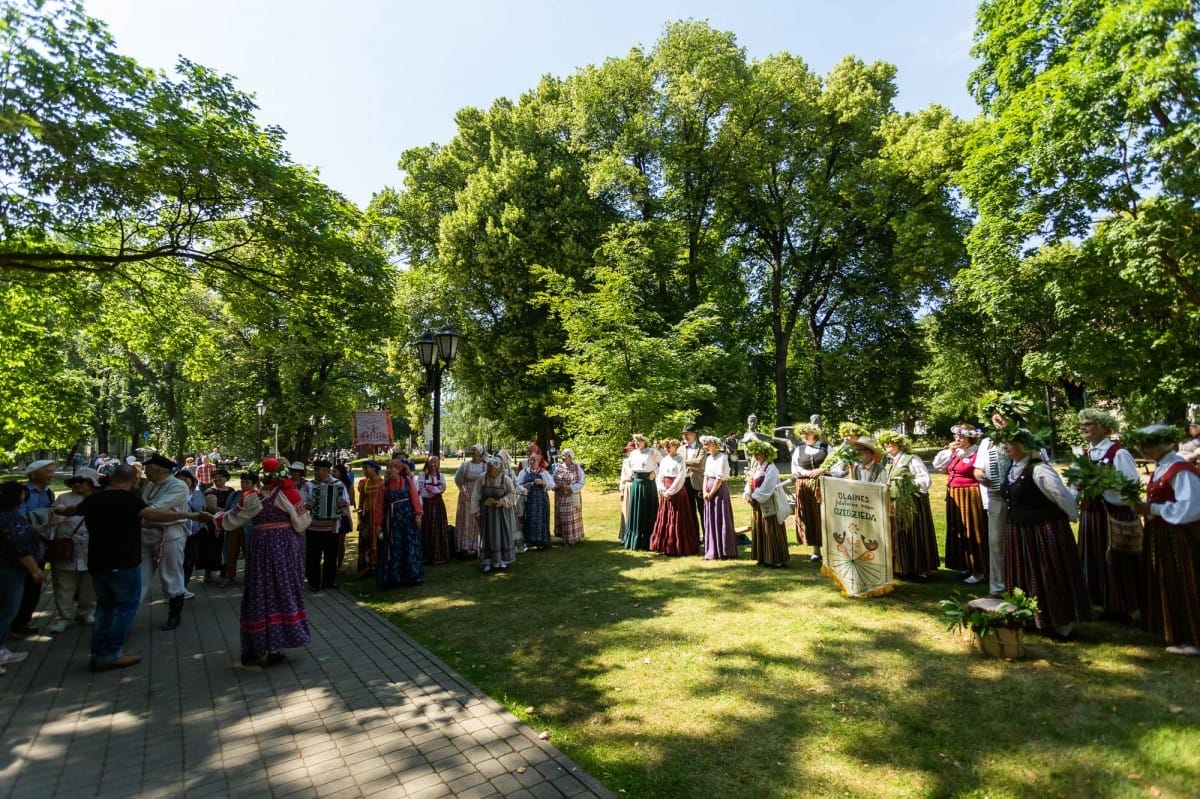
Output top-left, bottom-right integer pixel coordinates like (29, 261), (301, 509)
(93, 654), (141, 671)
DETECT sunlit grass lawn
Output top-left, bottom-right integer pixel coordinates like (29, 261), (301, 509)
(350, 465), (1200, 799)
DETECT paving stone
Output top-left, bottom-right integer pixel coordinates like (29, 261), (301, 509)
(2, 584), (612, 799)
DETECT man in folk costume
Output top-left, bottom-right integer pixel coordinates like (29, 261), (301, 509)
(302, 458), (350, 591)
(140, 453), (192, 631)
(973, 392), (1032, 598)
(680, 424), (706, 539)
(849, 437), (887, 484)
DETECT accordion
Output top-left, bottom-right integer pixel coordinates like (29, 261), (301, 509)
(309, 482), (341, 521)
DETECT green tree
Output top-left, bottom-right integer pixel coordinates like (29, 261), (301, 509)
(960, 0), (1200, 416)
(725, 53), (968, 427)
(0, 0), (376, 299)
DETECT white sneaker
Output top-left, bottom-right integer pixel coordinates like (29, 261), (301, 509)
(1165, 644), (1200, 656)
(183, 590), (195, 599)
(0, 648), (29, 665)
(47, 619), (72, 634)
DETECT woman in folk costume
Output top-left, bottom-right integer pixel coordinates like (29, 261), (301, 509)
(701, 435), (738, 559)
(518, 449), (556, 550)
(1130, 425), (1200, 656)
(933, 423), (989, 584)
(617, 441), (635, 541)
(497, 450), (524, 552)
(378, 459), (424, 588)
(651, 440), (699, 556)
(472, 456), (517, 574)
(1075, 408), (1142, 620)
(621, 434), (661, 551)
(453, 444), (488, 557)
(553, 448), (587, 546)
(791, 422), (829, 562)
(417, 456), (450, 565)
(1001, 429), (1091, 638)
(218, 458), (310, 667)
(355, 461), (384, 577)
(877, 432), (938, 582)
(743, 439), (790, 568)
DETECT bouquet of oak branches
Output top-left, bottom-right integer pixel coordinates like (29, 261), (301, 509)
(1063, 455), (1142, 505)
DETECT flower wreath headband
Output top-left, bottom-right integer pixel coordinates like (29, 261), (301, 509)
(744, 439), (777, 459)
(951, 425), (983, 439)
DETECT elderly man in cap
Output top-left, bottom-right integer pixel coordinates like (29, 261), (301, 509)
(8, 459), (58, 638)
(302, 458), (351, 591)
(140, 453), (192, 631)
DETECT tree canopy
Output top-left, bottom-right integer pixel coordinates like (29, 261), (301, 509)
(0, 0), (397, 461)
(955, 0), (1200, 420)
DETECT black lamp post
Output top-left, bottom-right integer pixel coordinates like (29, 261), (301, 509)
(415, 323), (461, 460)
(309, 414), (330, 459)
(255, 399), (266, 460)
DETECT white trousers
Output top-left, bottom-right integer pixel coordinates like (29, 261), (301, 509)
(140, 536), (186, 605)
(51, 567), (96, 620)
(986, 489), (1008, 595)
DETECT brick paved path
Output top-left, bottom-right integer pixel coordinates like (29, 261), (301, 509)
(0, 581), (612, 799)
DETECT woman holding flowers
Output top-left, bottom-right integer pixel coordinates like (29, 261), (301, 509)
(1002, 429), (1091, 638)
(1074, 408), (1142, 620)
(743, 439), (790, 567)
(878, 432), (938, 582)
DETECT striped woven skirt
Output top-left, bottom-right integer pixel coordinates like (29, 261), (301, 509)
(945, 485), (987, 574)
(793, 479), (821, 547)
(892, 493), (939, 577)
(1077, 500), (1141, 618)
(1004, 518), (1093, 631)
(1141, 519), (1200, 647)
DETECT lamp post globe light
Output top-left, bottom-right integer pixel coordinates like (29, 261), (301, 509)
(414, 323), (460, 460)
(255, 399), (267, 460)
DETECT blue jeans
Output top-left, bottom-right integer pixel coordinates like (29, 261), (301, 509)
(90, 567), (142, 663)
(0, 565), (25, 642)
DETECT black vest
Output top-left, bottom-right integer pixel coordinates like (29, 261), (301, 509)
(1001, 464), (1068, 525)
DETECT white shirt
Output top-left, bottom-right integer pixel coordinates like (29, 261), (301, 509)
(627, 446), (661, 474)
(703, 451), (730, 481)
(743, 461), (779, 502)
(1149, 452), (1200, 525)
(656, 454), (688, 497)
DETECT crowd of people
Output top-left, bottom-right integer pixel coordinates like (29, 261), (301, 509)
(2, 404), (1197, 675)
(0, 440), (593, 673)
(609, 404), (1198, 659)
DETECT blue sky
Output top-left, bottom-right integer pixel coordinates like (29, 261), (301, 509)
(84, 0), (980, 207)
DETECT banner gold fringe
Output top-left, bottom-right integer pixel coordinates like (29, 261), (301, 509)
(821, 563), (895, 598)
